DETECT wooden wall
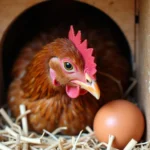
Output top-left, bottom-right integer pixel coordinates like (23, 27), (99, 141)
(138, 0), (150, 140)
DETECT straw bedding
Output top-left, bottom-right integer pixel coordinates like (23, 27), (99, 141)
(0, 105), (149, 150)
(0, 78), (150, 150)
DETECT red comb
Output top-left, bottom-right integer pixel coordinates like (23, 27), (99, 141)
(68, 25), (97, 78)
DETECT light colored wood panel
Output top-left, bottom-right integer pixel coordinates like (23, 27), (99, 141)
(138, 0), (150, 140)
(78, 0), (135, 55)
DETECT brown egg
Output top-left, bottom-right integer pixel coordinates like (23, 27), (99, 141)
(93, 99), (145, 149)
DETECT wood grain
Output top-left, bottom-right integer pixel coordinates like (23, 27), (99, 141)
(138, 0), (150, 140)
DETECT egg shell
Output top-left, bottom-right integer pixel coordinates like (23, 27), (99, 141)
(93, 100), (145, 149)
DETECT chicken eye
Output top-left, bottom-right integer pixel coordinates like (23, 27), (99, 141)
(64, 62), (73, 71)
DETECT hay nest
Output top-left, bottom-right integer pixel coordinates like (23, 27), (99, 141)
(0, 105), (149, 150)
(0, 78), (150, 150)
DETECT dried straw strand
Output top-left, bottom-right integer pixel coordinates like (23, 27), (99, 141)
(124, 139), (137, 150)
(0, 143), (11, 150)
(107, 135), (115, 150)
(0, 108), (13, 127)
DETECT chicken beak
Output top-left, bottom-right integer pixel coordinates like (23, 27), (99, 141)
(72, 74), (100, 100)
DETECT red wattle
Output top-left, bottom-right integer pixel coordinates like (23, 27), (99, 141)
(66, 85), (87, 98)
(66, 85), (80, 98)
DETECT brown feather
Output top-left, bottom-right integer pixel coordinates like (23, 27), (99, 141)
(8, 23), (131, 135)
(8, 38), (100, 135)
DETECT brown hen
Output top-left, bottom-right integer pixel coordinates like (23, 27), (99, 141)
(8, 26), (130, 135)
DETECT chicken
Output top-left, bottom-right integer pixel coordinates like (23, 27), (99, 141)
(8, 25), (130, 135)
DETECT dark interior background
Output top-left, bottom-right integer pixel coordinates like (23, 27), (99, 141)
(0, 0), (132, 105)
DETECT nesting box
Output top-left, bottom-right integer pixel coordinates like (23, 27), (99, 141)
(0, 0), (149, 141)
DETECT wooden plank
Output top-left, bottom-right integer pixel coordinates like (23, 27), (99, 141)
(137, 0), (150, 140)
